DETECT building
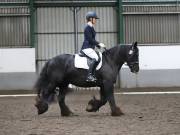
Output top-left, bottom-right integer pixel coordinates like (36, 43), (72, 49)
(0, 0), (180, 90)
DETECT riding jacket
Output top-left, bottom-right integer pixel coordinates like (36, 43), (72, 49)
(81, 22), (99, 50)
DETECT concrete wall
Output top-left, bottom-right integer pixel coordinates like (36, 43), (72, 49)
(0, 48), (35, 72)
(0, 72), (37, 90)
(120, 45), (180, 88)
(0, 48), (36, 90)
(0, 46), (180, 90)
(120, 69), (180, 88)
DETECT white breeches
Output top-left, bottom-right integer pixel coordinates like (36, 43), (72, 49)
(81, 48), (99, 61)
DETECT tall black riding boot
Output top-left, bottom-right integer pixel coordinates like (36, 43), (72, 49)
(86, 59), (98, 82)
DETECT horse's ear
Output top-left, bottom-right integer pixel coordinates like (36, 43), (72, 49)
(132, 42), (138, 50)
(133, 41), (138, 48)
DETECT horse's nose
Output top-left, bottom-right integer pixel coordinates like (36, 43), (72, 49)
(134, 65), (139, 73)
(131, 65), (139, 73)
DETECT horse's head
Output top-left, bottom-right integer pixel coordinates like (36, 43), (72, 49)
(126, 42), (139, 73)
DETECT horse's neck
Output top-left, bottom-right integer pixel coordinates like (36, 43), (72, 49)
(104, 45), (127, 69)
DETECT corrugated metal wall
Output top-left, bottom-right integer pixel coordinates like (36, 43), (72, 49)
(0, 4), (30, 48)
(124, 5), (180, 13)
(0, 0), (28, 2)
(124, 14), (179, 43)
(123, 4), (180, 44)
(36, 6), (117, 72)
(36, 7), (75, 71)
(123, 0), (178, 2)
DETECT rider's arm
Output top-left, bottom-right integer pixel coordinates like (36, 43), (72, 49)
(84, 27), (99, 46)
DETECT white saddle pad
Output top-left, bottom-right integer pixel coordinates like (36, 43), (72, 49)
(74, 52), (102, 70)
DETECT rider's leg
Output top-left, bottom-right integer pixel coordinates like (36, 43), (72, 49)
(82, 48), (99, 82)
(87, 59), (98, 82)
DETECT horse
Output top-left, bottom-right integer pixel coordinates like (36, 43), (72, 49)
(34, 42), (139, 116)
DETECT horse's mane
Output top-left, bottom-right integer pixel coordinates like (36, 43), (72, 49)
(103, 46), (117, 55)
(103, 45), (127, 57)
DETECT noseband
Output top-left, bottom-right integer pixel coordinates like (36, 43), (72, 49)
(127, 61), (139, 67)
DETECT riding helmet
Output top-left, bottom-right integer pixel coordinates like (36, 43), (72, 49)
(86, 11), (99, 21)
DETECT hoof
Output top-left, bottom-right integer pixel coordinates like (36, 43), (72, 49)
(61, 112), (77, 117)
(61, 106), (74, 117)
(35, 99), (48, 115)
(86, 104), (95, 112)
(35, 97), (48, 115)
(111, 107), (124, 116)
(65, 112), (78, 117)
(61, 111), (74, 117)
(86, 97), (101, 112)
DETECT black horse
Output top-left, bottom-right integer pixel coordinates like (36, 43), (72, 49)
(35, 42), (139, 116)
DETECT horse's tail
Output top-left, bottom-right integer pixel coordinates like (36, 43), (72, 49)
(34, 61), (49, 97)
(34, 61), (56, 114)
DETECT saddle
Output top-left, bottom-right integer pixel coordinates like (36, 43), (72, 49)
(74, 51), (103, 70)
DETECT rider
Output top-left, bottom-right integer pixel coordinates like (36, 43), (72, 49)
(81, 11), (106, 82)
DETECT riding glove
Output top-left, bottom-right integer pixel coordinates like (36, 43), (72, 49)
(98, 43), (106, 48)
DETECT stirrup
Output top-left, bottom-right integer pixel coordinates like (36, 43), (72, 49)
(86, 74), (97, 82)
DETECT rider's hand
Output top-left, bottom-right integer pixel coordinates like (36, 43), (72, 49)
(98, 43), (106, 48)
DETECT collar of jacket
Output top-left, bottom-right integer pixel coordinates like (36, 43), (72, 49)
(87, 22), (93, 27)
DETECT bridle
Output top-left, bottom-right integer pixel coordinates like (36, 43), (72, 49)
(127, 61), (139, 67)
